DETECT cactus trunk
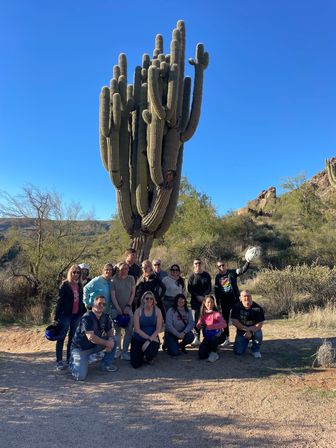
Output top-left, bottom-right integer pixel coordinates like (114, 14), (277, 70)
(99, 20), (208, 261)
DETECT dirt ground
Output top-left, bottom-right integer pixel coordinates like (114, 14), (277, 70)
(0, 321), (335, 448)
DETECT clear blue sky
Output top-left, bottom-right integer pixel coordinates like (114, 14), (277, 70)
(1, 0), (335, 219)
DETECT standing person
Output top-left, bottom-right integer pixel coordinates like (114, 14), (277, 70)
(196, 295), (227, 362)
(162, 264), (186, 312)
(187, 259), (212, 346)
(79, 263), (91, 287)
(130, 291), (163, 368)
(125, 248), (141, 282)
(214, 258), (250, 345)
(164, 293), (194, 356)
(54, 264), (85, 371)
(135, 259), (166, 318)
(231, 290), (265, 359)
(152, 259), (168, 280)
(69, 295), (118, 381)
(83, 263), (114, 314)
(111, 262), (135, 361)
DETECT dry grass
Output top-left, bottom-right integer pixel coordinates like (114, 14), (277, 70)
(291, 302), (336, 330)
(312, 340), (336, 368)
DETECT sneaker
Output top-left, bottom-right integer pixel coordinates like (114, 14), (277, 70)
(56, 361), (64, 371)
(220, 339), (230, 348)
(121, 352), (131, 361)
(207, 352), (219, 363)
(191, 336), (201, 347)
(252, 351), (262, 359)
(102, 364), (118, 372)
(114, 349), (121, 359)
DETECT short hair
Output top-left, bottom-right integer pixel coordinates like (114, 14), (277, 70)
(124, 248), (136, 256)
(240, 289), (252, 299)
(141, 259), (152, 268)
(93, 294), (106, 303)
(102, 263), (114, 275)
(116, 261), (129, 271)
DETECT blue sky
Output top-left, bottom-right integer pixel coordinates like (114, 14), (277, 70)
(1, 0), (335, 219)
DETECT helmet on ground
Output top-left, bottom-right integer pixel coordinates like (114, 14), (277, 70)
(79, 263), (89, 270)
(113, 314), (131, 328)
(45, 322), (63, 341)
(202, 328), (221, 340)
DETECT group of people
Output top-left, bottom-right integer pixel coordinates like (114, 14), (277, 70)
(53, 248), (265, 381)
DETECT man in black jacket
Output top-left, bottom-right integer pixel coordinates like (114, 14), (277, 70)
(214, 259), (250, 345)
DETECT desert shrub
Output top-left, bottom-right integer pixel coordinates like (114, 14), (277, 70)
(252, 265), (336, 316)
(291, 302), (336, 330)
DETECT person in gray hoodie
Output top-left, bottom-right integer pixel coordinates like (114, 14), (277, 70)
(164, 293), (194, 356)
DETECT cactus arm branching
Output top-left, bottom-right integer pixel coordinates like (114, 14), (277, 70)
(181, 44), (209, 142)
(326, 158), (336, 188)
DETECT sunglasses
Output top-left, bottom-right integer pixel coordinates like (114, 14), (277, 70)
(218, 264), (225, 268)
(144, 296), (154, 301)
(72, 271), (81, 275)
(194, 262), (201, 265)
(171, 268), (180, 272)
(153, 263), (161, 266)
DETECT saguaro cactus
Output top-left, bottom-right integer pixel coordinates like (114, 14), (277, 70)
(326, 158), (336, 188)
(99, 20), (209, 261)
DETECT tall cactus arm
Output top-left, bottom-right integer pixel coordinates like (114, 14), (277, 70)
(148, 66), (166, 120)
(142, 186), (172, 232)
(113, 65), (120, 81)
(99, 129), (108, 171)
(326, 158), (336, 187)
(155, 145), (184, 239)
(166, 64), (179, 122)
(117, 187), (134, 235)
(100, 87), (110, 138)
(162, 128), (181, 173)
(136, 84), (149, 217)
(107, 93), (122, 188)
(119, 53), (127, 80)
(153, 34), (164, 58)
(147, 115), (164, 186)
(180, 76), (191, 133)
(176, 20), (186, 122)
(181, 43), (209, 142)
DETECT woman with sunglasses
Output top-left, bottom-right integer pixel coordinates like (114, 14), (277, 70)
(130, 291), (163, 368)
(164, 293), (194, 356)
(54, 264), (85, 370)
(162, 264), (186, 313)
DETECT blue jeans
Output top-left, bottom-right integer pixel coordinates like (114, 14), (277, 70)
(111, 309), (133, 354)
(69, 337), (117, 381)
(56, 314), (80, 362)
(164, 331), (194, 356)
(234, 330), (263, 355)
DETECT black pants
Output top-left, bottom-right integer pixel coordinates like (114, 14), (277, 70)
(199, 332), (226, 359)
(220, 300), (236, 338)
(130, 337), (160, 368)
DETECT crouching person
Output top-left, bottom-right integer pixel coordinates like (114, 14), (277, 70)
(69, 295), (118, 380)
(231, 290), (265, 359)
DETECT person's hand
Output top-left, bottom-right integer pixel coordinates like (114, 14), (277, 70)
(117, 307), (122, 315)
(105, 339), (115, 350)
(149, 334), (157, 342)
(243, 330), (252, 340)
(178, 332), (185, 339)
(123, 305), (131, 315)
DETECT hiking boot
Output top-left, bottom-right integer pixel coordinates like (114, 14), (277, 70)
(252, 351), (262, 359)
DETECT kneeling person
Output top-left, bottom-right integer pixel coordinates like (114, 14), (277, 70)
(69, 295), (118, 380)
(231, 290), (265, 359)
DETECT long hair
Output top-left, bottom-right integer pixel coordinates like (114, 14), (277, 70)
(199, 295), (218, 318)
(140, 290), (157, 307)
(170, 264), (185, 289)
(66, 264), (82, 284)
(173, 293), (189, 312)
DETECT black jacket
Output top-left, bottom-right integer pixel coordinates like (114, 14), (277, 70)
(135, 273), (166, 308)
(54, 281), (85, 320)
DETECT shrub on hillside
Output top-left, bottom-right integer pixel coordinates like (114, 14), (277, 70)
(252, 264), (336, 316)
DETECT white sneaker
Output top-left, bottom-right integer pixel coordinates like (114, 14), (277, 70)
(114, 349), (121, 359)
(220, 339), (230, 348)
(121, 352), (131, 361)
(191, 336), (201, 347)
(252, 351), (262, 359)
(207, 352), (219, 363)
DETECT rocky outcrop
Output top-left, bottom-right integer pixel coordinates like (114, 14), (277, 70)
(237, 187), (276, 216)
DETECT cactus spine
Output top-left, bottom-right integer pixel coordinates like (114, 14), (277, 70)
(326, 158), (336, 188)
(99, 20), (209, 261)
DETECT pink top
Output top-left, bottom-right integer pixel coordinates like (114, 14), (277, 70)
(71, 282), (79, 315)
(196, 311), (227, 330)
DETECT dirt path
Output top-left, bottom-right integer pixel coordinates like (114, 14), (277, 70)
(0, 322), (335, 448)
